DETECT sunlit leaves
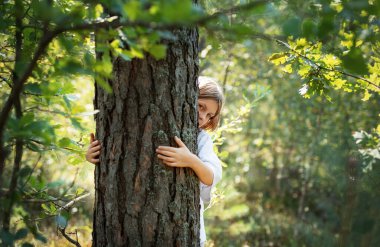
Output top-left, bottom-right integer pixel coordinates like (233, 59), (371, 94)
(268, 53), (288, 65)
(94, 4), (104, 19)
(268, 37), (378, 100)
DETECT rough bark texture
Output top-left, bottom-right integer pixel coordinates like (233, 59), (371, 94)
(92, 28), (200, 246)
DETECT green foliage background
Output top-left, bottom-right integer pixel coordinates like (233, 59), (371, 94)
(0, 0), (379, 246)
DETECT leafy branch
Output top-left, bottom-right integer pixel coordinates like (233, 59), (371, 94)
(273, 39), (380, 91)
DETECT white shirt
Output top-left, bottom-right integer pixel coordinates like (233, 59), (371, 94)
(197, 130), (223, 243)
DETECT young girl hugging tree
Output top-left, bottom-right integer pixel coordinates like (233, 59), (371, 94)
(86, 76), (224, 246)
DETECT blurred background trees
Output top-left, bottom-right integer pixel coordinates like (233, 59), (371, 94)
(0, 0), (379, 246)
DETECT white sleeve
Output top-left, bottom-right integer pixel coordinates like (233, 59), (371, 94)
(197, 131), (222, 204)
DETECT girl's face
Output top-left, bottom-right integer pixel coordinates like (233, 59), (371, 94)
(198, 98), (219, 129)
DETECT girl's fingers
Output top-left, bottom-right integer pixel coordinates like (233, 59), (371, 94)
(89, 145), (101, 153)
(163, 160), (176, 167)
(90, 150), (100, 158)
(90, 133), (95, 143)
(156, 150), (174, 157)
(157, 154), (176, 162)
(89, 140), (99, 148)
(90, 158), (100, 164)
(157, 146), (177, 152)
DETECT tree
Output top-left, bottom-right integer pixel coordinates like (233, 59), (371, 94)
(92, 29), (200, 245)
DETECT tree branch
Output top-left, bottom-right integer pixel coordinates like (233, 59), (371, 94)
(56, 0), (272, 33)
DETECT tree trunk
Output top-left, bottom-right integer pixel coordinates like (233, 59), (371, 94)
(92, 28), (200, 246)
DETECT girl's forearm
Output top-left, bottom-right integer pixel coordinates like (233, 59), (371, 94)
(188, 153), (214, 186)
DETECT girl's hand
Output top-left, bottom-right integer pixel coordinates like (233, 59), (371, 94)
(85, 133), (101, 164)
(156, 136), (195, 168)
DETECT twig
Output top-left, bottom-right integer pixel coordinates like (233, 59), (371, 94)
(28, 138), (84, 153)
(19, 154), (42, 190)
(22, 198), (70, 203)
(58, 228), (81, 247)
(59, 192), (91, 211)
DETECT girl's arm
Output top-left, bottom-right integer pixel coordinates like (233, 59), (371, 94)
(156, 136), (214, 186)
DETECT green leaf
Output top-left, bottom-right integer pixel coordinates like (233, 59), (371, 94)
(123, 0), (141, 21)
(229, 24), (253, 36)
(26, 141), (43, 152)
(30, 177), (46, 190)
(14, 228), (28, 240)
(58, 137), (73, 148)
(160, 0), (193, 22)
(49, 203), (57, 213)
(68, 154), (85, 165)
(24, 83), (42, 94)
(19, 166), (33, 178)
(342, 48), (369, 75)
(282, 17), (301, 37)
(46, 180), (65, 189)
(95, 4), (103, 18)
(149, 44), (167, 60)
(70, 117), (85, 131)
(302, 19), (317, 39)
(120, 51), (132, 61)
(95, 76), (112, 93)
(76, 188), (85, 195)
(19, 113), (35, 127)
(317, 16), (334, 39)
(34, 233), (47, 243)
(63, 95), (72, 110)
(41, 203), (50, 213)
(268, 53), (288, 65)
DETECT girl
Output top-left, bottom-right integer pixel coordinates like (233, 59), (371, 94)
(86, 76), (224, 246)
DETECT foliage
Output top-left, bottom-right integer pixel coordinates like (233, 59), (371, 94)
(0, 0), (379, 246)
(200, 0), (379, 246)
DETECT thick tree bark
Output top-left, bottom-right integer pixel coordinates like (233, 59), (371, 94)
(92, 28), (200, 246)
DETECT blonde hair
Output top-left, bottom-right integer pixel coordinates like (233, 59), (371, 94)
(198, 76), (224, 131)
